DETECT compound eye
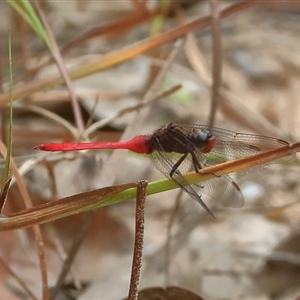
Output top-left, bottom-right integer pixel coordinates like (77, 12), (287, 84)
(193, 129), (215, 153)
(196, 130), (211, 145)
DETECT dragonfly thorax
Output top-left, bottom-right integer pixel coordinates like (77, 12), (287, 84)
(146, 123), (215, 155)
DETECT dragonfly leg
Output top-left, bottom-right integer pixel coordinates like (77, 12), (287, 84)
(191, 152), (221, 179)
(190, 152), (205, 189)
(170, 153), (188, 177)
(191, 152), (202, 173)
(169, 152), (215, 218)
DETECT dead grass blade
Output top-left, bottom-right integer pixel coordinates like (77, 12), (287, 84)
(0, 141), (298, 232)
(0, 0), (262, 105)
(208, 0), (222, 126)
(0, 138), (49, 299)
(62, 5), (171, 52)
(13, 102), (78, 138)
(0, 182), (136, 231)
(33, 1), (84, 133)
(82, 84), (182, 138)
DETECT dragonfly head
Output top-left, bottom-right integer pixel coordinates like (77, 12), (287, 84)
(193, 129), (216, 153)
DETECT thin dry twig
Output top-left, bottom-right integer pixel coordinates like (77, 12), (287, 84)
(128, 180), (147, 300)
(50, 211), (95, 300)
(82, 84), (182, 138)
(208, 0), (222, 126)
(13, 103), (78, 138)
(33, 0), (85, 134)
(0, 255), (38, 300)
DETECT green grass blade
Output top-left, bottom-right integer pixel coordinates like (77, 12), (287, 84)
(6, 0), (52, 51)
(2, 30), (13, 187)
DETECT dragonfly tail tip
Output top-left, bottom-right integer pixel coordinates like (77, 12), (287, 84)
(34, 144), (44, 151)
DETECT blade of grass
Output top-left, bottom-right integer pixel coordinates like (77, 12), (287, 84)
(3, 31), (13, 182)
(0, 30), (13, 212)
(150, 0), (171, 35)
(6, 0), (52, 51)
(0, 141), (299, 231)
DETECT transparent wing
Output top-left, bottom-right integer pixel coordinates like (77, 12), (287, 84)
(179, 124), (295, 164)
(150, 148), (243, 209)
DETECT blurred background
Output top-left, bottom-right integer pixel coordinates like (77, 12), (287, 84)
(0, 1), (300, 299)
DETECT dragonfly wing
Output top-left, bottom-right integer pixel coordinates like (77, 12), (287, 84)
(229, 133), (295, 162)
(150, 150), (214, 214)
(150, 150), (243, 208)
(200, 176), (243, 207)
(182, 124), (295, 163)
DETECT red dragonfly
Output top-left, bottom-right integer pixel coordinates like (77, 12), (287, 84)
(35, 123), (293, 216)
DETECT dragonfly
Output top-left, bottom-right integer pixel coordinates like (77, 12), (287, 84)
(34, 123), (293, 217)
